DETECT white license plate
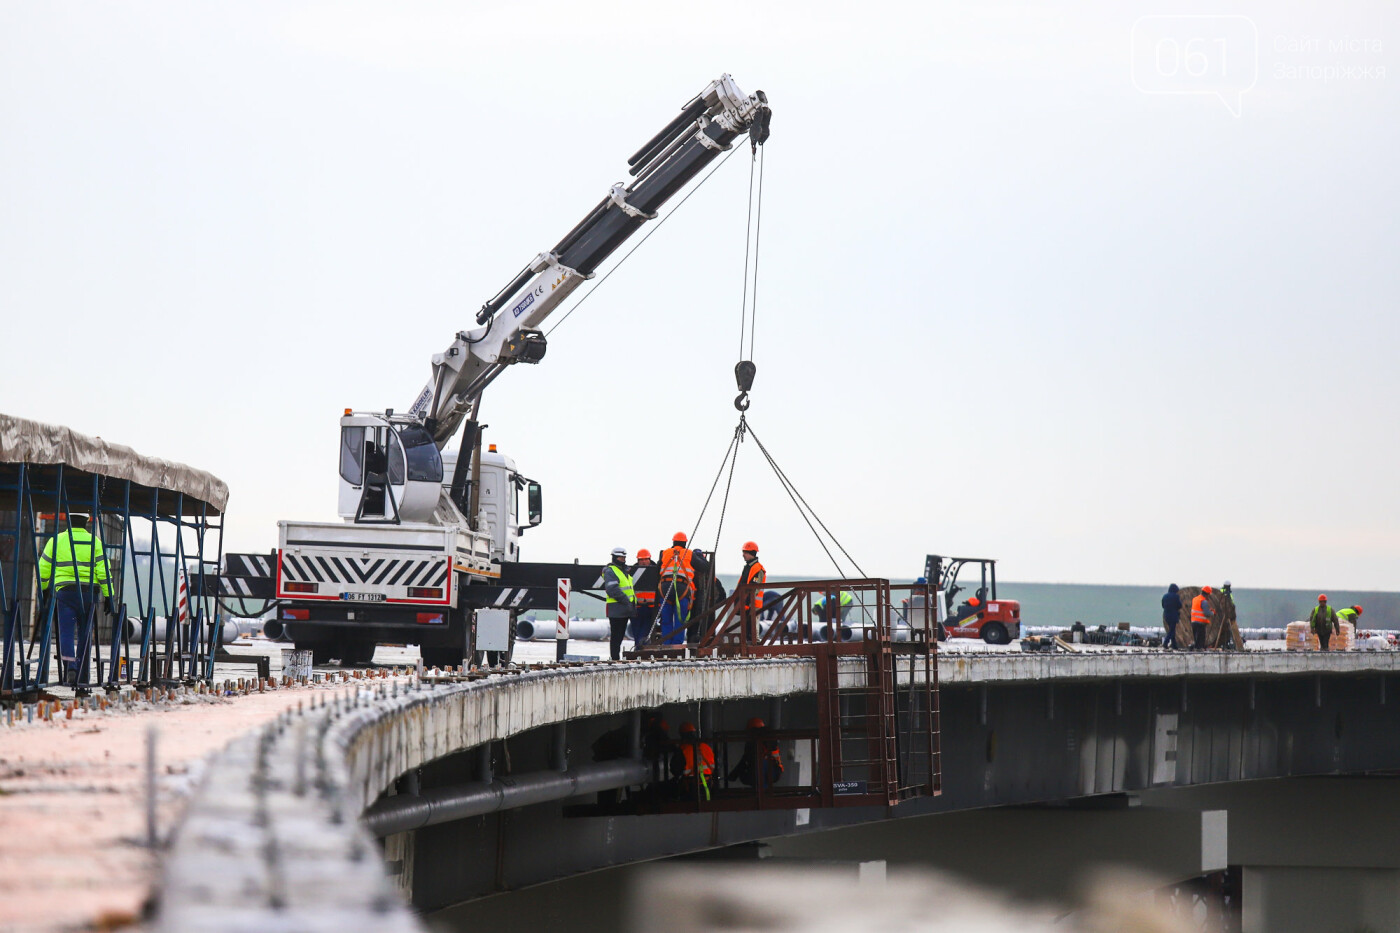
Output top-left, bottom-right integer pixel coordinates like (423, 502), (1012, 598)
(339, 592), (387, 602)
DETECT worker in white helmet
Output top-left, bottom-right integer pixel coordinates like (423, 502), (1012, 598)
(603, 547), (636, 660)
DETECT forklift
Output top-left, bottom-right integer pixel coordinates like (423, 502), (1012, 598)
(924, 554), (1021, 645)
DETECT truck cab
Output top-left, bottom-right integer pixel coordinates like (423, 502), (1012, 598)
(440, 445), (542, 565)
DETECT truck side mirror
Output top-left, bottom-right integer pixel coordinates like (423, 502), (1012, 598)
(527, 482), (543, 527)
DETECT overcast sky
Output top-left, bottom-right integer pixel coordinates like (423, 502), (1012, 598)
(2, 1), (1396, 589)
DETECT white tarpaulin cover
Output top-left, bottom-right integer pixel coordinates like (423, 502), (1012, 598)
(0, 413), (229, 512)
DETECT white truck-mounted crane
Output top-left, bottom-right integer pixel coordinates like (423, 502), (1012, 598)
(220, 75), (771, 667)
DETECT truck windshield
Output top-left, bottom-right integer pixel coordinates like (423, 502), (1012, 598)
(396, 425), (443, 483)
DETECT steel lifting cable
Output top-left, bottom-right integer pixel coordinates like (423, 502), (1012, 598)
(733, 146), (764, 412)
(748, 144), (765, 363)
(545, 144), (743, 339)
(747, 421), (867, 579)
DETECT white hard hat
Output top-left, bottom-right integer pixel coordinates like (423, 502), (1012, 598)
(611, 546), (627, 558)
(1223, 580), (1232, 587)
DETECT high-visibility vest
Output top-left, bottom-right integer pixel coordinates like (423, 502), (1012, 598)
(681, 741), (715, 777)
(660, 547), (695, 590)
(1190, 594), (1211, 624)
(604, 564), (634, 606)
(1337, 607), (1359, 626)
(740, 560), (766, 610)
(1310, 604), (1337, 631)
(630, 561), (656, 602)
(759, 738), (783, 771)
(38, 528), (111, 596)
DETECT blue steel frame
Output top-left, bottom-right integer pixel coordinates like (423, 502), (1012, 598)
(1, 461), (224, 695)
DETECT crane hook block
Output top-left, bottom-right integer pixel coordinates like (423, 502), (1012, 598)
(733, 360), (756, 411)
(735, 360), (756, 393)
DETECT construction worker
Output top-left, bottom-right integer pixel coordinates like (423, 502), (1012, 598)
(1189, 586), (1214, 650)
(1218, 581), (1238, 649)
(815, 590), (854, 624)
(727, 716), (784, 789)
(628, 548), (657, 647)
(677, 721), (715, 801)
(739, 542), (766, 641)
(657, 532), (695, 645)
(1161, 584), (1182, 650)
(37, 514), (113, 687)
(602, 547), (635, 661)
(1337, 604), (1364, 631)
(1310, 594), (1338, 651)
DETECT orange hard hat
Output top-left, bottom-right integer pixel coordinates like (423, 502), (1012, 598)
(968, 596), (981, 608)
(742, 541), (759, 552)
(1202, 586), (1212, 594)
(673, 531), (688, 543)
(656, 718), (669, 733)
(1354, 605), (1364, 614)
(1319, 594), (1328, 601)
(637, 549), (652, 560)
(679, 721), (696, 734)
(747, 717), (766, 729)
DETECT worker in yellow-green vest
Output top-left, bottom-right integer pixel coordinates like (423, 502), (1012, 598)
(37, 514), (114, 686)
(603, 547), (635, 661)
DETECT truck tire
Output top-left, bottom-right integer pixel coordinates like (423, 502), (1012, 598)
(981, 622), (1010, 646)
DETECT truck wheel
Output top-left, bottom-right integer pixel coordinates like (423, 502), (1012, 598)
(981, 622), (1010, 646)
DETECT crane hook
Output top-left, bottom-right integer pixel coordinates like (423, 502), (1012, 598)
(733, 361), (756, 412)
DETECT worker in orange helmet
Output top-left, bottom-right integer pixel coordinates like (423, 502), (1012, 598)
(657, 532), (696, 645)
(628, 548), (658, 647)
(677, 721), (715, 801)
(727, 716), (784, 789)
(1189, 585), (1215, 651)
(739, 541), (766, 642)
(1337, 604), (1363, 631)
(1309, 594), (1338, 651)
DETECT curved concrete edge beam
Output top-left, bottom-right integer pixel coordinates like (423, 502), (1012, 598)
(329, 658), (815, 812)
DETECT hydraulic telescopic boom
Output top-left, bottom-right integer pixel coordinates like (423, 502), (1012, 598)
(408, 74), (771, 447)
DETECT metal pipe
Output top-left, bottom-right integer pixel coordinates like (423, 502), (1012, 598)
(363, 758), (650, 837)
(517, 617), (610, 641)
(136, 617), (237, 646)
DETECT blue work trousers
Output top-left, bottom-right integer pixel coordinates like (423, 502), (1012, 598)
(659, 597), (691, 645)
(1162, 614), (1178, 649)
(629, 604), (656, 645)
(55, 585), (99, 683)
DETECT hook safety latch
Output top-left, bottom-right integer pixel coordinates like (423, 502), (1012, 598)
(734, 361), (756, 411)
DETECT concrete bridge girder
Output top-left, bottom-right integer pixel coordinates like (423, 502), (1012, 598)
(156, 653), (1400, 931)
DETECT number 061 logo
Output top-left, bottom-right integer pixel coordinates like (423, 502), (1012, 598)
(1131, 15), (1260, 117)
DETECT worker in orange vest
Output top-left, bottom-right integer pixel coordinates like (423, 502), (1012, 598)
(629, 548), (657, 647)
(738, 541), (766, 641)
(727, 716), (784, 789)
(1190, 586), (1214, 650)
(658, 532), (695, 645)
(677, 721), (715, 800)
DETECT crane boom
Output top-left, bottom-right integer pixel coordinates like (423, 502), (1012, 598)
(408, 73), (771, 447)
